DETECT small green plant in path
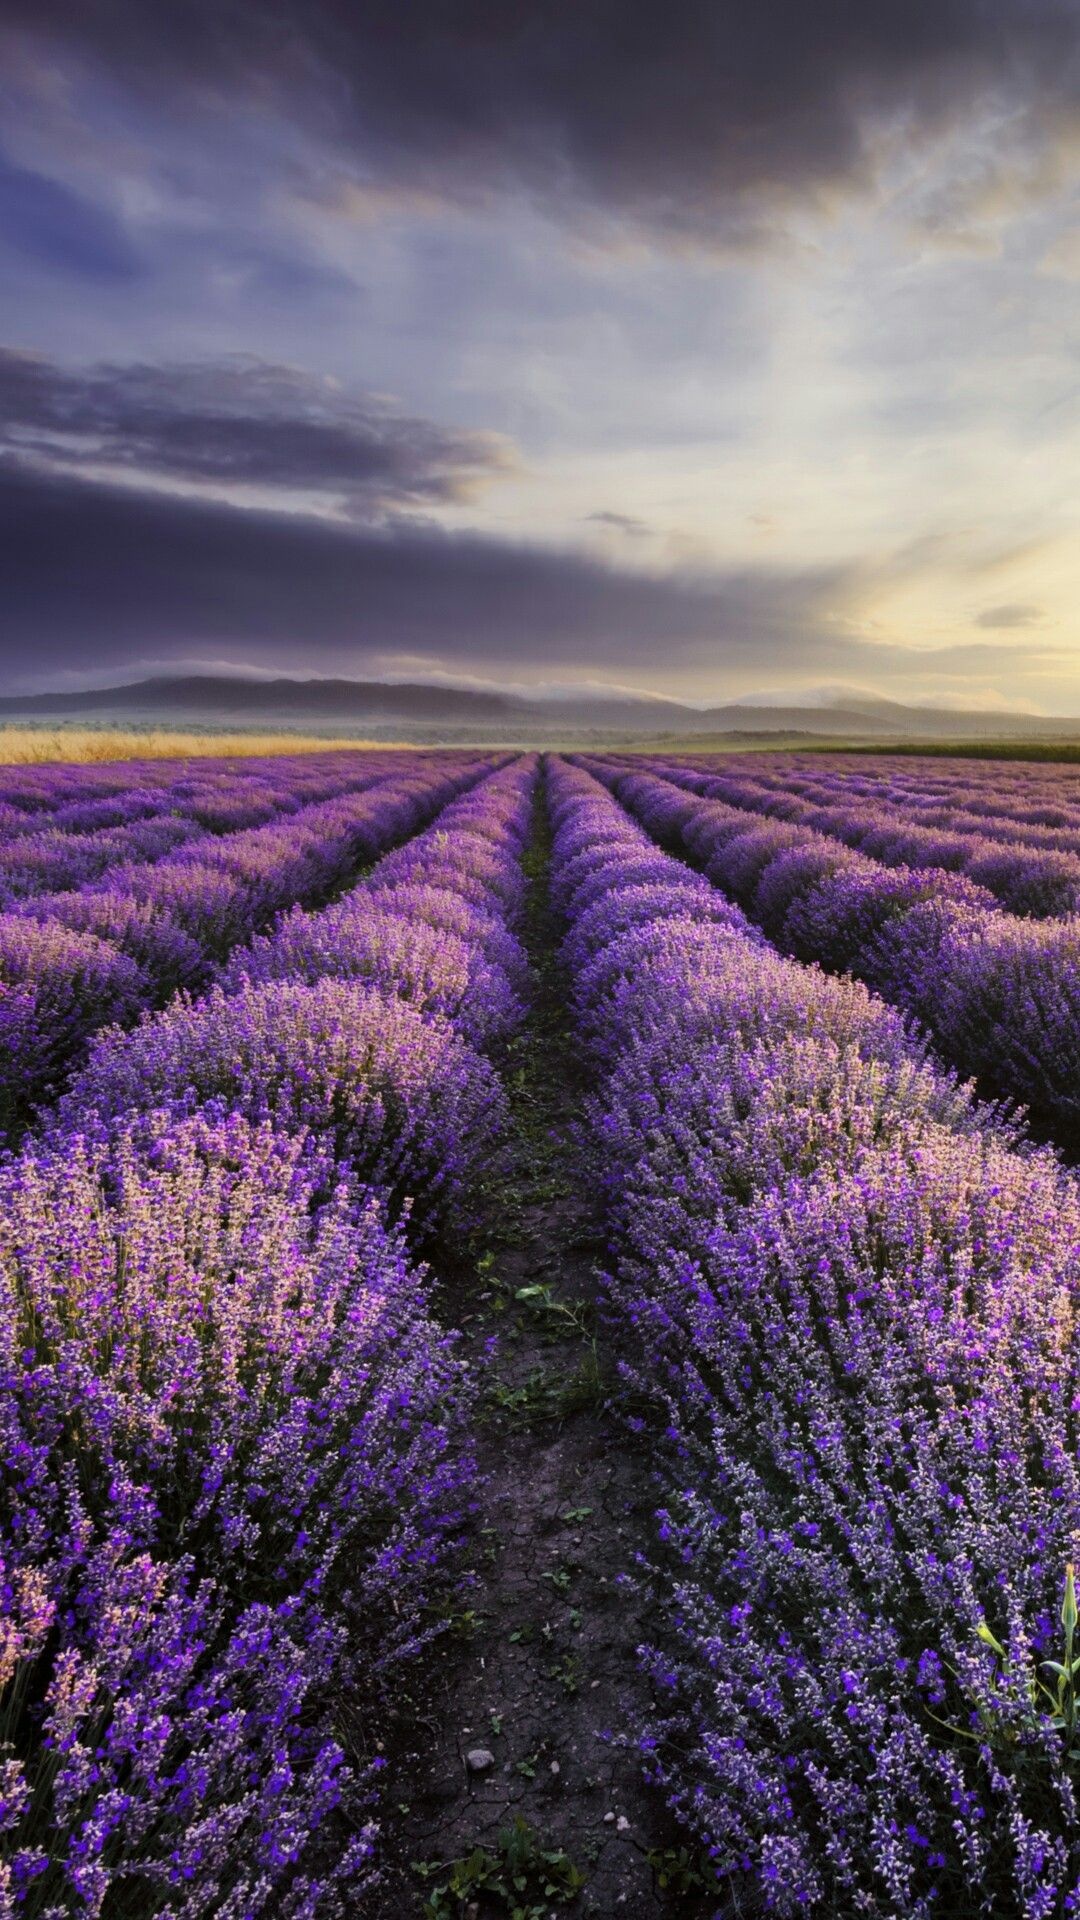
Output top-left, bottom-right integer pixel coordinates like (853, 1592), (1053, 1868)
(413, 1816), (586, 1917)
(645, 1844), (725, 1898)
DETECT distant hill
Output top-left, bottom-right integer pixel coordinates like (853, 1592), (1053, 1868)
(0, 674), (1076, 745)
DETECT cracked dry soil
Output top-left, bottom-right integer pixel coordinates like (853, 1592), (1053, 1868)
(378, 786), (712, 1920)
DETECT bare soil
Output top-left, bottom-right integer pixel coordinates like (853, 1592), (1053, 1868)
(376, 783), (713, 1919)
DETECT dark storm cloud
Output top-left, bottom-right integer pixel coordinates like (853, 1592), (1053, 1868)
(7, 1), (1077, 241)
(0, 149), (141, 282)
(0, 458), (1062, 690)
(0, 350), (512, 515)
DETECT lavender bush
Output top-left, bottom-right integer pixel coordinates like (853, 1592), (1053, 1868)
(58, 976), (507, 1244)
(0, 1111), (473, 1915)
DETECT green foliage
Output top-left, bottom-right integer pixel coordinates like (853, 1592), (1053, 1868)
(646, 1843), (723, 1896)
(413, 1817), (586, 1918)
(544, 1652), (582, 1696)
(936, 1564), (1080, 1758)
(543, 1565), (574, 1594)
(438, 1604), (488, 1640)
(484, 1357), (602, 1428)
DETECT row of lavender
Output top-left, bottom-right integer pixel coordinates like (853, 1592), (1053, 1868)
(549, 756), (1080, 1918)
(0, 750), (405, 814)
(757, 756), (1080, 843)
(664, 752), (1080, 888)
(0, 754), (494, 1136)
(1, 756), (538, 1915)
(758, 752), (1080, 829)
(583, 757), (1080, 1149)
(0, 753), (417, 902)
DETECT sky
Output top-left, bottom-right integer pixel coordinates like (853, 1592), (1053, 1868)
(1, 0), (1079, 711)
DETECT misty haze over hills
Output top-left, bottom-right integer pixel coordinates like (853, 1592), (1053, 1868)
(2, 674), (1079, 746)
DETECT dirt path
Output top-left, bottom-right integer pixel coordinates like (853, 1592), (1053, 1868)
(378, 776), (704, 1919)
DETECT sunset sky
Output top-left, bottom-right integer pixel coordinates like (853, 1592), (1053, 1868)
(1, 1), (1079, 709)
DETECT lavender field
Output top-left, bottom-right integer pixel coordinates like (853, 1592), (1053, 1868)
(5, 743), (1080, 1918)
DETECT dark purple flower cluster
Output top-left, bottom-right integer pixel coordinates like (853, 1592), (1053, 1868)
(1, 750), (537, 1911)
(549, 755), (1080, 1917)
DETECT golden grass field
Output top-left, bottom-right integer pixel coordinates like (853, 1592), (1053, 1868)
(0, 727), (407, 763)
(9, 725), (1080, 767)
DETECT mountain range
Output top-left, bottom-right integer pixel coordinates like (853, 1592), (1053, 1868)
(0, 675), (1076, 745)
